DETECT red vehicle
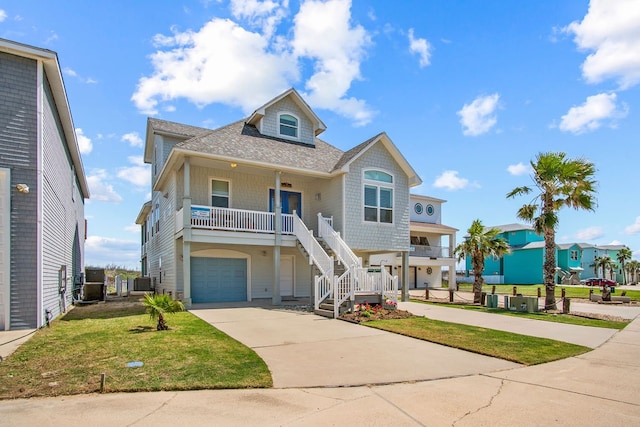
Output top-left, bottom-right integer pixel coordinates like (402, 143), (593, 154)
(583, 278), (617, 287)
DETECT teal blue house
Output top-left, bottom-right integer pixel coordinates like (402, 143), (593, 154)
(463, 224), (630, 285)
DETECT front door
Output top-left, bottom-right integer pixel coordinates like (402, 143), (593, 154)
(409, 266), (417, 289)
(270, 190), (302, 217)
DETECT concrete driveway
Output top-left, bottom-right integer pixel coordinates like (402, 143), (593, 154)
(190, 305), (519, 388)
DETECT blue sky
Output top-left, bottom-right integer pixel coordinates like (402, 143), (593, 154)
(1, 0), (639, 269)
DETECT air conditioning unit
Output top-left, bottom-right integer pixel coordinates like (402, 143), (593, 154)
(508, 296), (538, 313)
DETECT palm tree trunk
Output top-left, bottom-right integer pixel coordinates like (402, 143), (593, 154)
(157, 313), (167, 331)
(543, 201), (557, 311)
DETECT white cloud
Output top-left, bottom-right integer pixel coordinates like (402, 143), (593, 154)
(293, 0), (374, 126)
(132, 18), (297, 116)
(85, 235), (140, 270)
(433, 170), (469, 191)
(507, 162), (532, 176)
(625, 216), (640, 234)
(575, 226), (604, 240)
(457, 93), (500, 136)
(45, 31), (58, 44)
(230, 0), (288, 38)
(86, 170), (123, 203)
(408, 28), (431, 68)
(63, 67), (97, 84)
(0, 9), (7, 22)
(121, 132), (143, 147)
(564, 0), (640, 89)
(75, 128), (93, 154)
(124, 224), (140, 233)
(117, 156), (150, 189)
(132, 0), (374, 126)
(608, 240), (623, 245)
(558, 92), (628, 134)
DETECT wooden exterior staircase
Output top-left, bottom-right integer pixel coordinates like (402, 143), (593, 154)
(292, 212), (398, 319)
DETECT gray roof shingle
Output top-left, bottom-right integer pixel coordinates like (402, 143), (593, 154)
(175, 120), (345, 173)
(148, 117), (212, 139)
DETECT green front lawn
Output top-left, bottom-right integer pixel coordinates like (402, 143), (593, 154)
(366, 317), (591, 365)
(456, 283), (640, 301)
(0, 302), (272, 399)
(411, 300), (630, 329)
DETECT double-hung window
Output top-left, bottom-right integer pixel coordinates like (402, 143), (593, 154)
(570, 250), (578, 261)
(364, 170), (393, 223)
(279, 113), (298, 138)
(211, 179), (230, 208)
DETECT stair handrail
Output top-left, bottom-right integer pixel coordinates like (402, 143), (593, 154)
(292, 212), (334, 310)
(317, 213), (361, 268)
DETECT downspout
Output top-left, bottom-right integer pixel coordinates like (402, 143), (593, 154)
(36, 60), (44, 328)
(273, 171), (281, 305)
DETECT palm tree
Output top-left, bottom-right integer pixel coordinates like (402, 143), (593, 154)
(597, 256), (615, 282)
(454, 219), (509, 304)
(627, 260), (640, 284)
(507, 152), (597, 310)
(590, 256), (601, 277)
(143, 293), (185, 330)
(617, 247), (632, 285)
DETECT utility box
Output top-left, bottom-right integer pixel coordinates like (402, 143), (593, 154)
(508, 296), (538, 313)
(82, 268), (105, 301)
(486, 294), (499, 308)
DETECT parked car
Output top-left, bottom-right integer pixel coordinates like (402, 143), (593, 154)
(583, 278), (617, 287)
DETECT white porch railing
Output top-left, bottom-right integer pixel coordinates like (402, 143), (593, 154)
(354, 266), (399, 304)
(176, 205), (294, 234)
(318, 214), (361, 268)
(292, 214), (335, 311)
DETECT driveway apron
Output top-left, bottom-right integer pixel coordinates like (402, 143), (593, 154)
(190, 305), (518, 388)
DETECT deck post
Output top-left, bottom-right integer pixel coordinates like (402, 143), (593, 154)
(401, 251), (409, 302)
(273, 171), (282, 305)
(182, 157), (192, 306)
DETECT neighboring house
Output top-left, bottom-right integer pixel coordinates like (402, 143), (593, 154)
(462, 223), (545, 285)
(463, 223), (630, 285)
(370, 195), (457, 289)
(136, 88), (421, 317)
(0, 39), (89, 330)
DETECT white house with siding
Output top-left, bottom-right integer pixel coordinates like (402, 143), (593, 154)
(136, 88), (422, 317)
(0, 39), (89, 330)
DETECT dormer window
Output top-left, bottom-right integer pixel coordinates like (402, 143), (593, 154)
(278, 113), (298, 138)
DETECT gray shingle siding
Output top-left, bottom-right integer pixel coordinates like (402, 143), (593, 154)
(343, 143), (410, 252)
(0, 52), (39, 328)
(263, 98), (314, 145)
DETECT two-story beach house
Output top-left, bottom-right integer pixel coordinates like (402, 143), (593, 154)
(0, 39), (89, 330)
(136, 88), (422, 317)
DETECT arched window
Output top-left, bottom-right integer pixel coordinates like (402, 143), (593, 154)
(363, 170), (394, 224)
(279, 113), (298, 138)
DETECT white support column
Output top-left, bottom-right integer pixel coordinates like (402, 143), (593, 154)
(402, 251), (410, 301)
(182, 157), (192, 306)
(273, 171), (282, 305)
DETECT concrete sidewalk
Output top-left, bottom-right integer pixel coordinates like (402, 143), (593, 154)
(1, 315), (639, 426)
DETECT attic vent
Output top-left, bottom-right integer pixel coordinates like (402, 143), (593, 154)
(281, 182), (292, 188)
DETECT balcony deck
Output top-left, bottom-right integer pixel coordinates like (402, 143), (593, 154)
(176, 205), (295, 235)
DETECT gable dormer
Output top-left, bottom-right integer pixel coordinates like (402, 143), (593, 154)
(246, 88), (326, 146)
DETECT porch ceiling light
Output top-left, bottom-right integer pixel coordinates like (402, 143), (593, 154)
(230, 163), (237, 168)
